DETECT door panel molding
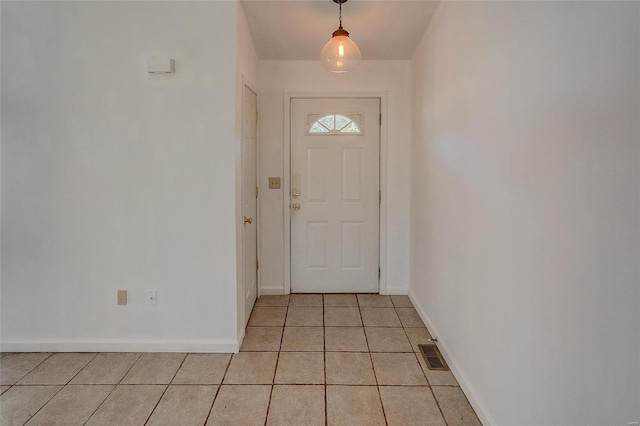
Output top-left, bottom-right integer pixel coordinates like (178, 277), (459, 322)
(283, 92), (389, 295)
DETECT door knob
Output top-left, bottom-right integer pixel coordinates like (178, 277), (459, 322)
(244, 216), (253, 224)
(292, 203), (301, 211)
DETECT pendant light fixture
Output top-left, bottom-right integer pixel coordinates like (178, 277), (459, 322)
(320, 0), (361, 73)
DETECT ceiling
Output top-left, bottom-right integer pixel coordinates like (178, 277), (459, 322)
(241, 1), (440, 60)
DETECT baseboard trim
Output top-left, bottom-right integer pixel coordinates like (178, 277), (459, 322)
(237, 326), (246, 351)
(260, 286), (286, 295)
(0, 339), (240, 353)
(261, 286), (407, 295)
(382, 285), (409, 295)
(408, 287), (496, 426)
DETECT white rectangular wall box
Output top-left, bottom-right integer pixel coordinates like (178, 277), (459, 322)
(146, 58), (175, 74)
(146, 290), (157, 306)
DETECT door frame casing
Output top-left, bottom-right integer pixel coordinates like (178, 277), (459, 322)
(283, 92), (389, 295)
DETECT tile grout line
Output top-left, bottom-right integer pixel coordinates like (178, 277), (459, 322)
(421, 358), (450, 426)
(356, 295), (369, 353)
(364, 295), (390, 425)
(202, 353), (234, 426)
(59, 352), (104, 424)
(262, 294), (290, 426)
(393, 297), (446, 424)
(83, 352), (144, 426)
(397, 305), (450, 426)
(142, 353), (187, 426)
(22, 382), (67, 424)
(389, 298), (447, 424)
(9, 352), (54, 386)
(16, 353), (72, 425)
(118, 352), (146, 385)
(67, 353), (100, 385)
(322, 294), (328, 426)
(24, 352), (98, 425)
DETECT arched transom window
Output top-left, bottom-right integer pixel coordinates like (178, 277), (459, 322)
(307, 113), (363, 135)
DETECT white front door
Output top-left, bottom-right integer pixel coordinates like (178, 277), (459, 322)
(290, 98), (380, 293)
(243, 85), (258, 324)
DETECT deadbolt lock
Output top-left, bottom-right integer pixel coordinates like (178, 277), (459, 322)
(292, 189), (300, 198)
(292, 203), (301, 211)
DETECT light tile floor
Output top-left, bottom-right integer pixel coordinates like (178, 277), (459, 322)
(0, 294), (481, 425)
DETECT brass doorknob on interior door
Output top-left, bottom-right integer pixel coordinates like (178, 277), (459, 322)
(292, 203), (301, 211)
(244, 216), (253, 224)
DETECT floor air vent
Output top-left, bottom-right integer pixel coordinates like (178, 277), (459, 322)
(418, 344), (449, 371)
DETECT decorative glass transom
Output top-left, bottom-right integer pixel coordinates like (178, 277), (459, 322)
(308, 114), (363, 135)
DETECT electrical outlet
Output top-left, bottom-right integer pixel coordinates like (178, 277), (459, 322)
(117, 290), (127, 305)
(146, 290), (157, 306)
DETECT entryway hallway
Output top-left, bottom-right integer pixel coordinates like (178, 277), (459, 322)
(0, 294), (480, 425)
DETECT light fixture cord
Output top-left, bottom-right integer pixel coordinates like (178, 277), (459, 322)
(339, 1), (343, 29)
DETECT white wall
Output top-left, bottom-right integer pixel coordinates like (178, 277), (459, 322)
(410, 2), (640, 425)
(1, 1), (241, 352)
(235, 3), (259, 336)
(258, 60), (412, 295)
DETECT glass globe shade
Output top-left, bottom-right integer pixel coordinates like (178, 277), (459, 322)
(320, 33), (361, 73)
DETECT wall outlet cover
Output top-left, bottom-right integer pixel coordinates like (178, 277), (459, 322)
(117, 290), (127, 305)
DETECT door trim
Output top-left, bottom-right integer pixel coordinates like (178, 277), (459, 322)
(283, 92), (389, 295)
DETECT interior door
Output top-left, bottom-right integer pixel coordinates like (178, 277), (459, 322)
(290, 98), (380, 293)
(243, 85), (258, 324)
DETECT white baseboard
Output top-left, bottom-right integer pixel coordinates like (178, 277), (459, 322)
(237, 326), (246, 351)
(261, 285), (407, 295)
(260, 283), (409, 296)
(260, 286), (286, 295)
(0, 339), (239, 353)
(408, 287), (496, 426)
(383, 284), (409, 295)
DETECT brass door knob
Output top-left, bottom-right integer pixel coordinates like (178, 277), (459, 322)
(292, 203), (301, 211)
(244, 216), (253, 224)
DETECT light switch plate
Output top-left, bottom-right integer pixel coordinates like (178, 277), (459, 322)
(268, 177), (281, 189)
(147, 57), (175, 74)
